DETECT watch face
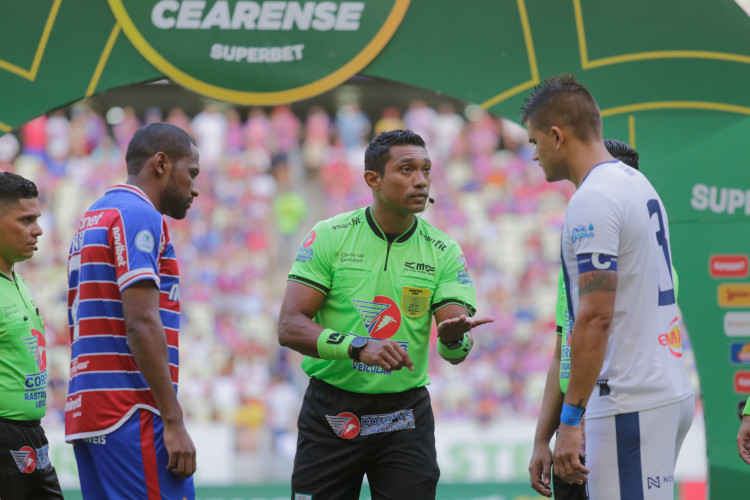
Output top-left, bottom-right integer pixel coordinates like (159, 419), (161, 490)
(352, 336), (368, 348)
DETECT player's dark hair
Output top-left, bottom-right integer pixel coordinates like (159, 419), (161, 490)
(0, 172), (38, 210)
(125, 123), (195, 175)
(365, 129), (426, 176)
(604, 138), (640, 170)
(520, 74), (602, 142)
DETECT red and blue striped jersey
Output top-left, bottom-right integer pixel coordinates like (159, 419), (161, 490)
(65, 184), (181, 441)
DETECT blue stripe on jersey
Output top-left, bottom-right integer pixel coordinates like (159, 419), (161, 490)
(69, 372), (178, 394)
(79, 263), (116, 282)
(84, 227), (109, 245)
(77, 299), (122, 320)
(159, 309), (180, 330)
(615, 412), (644, 500)
(72, 336), (179, 365)
(577, 253), (618, 274)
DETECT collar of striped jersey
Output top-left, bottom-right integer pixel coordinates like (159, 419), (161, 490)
(365, 206), (419, 243)
(105, 184), (156, 208)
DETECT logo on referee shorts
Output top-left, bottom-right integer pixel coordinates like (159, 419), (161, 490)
(294, 494), (313, 500)
(326, 412), (360, 439)
(10, 444), (50, 473)
(353, 295), (401, 338)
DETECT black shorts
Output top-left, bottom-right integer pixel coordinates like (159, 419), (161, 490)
(291, 378), (439, 500)
(0, 416), (63, 500)
(552, 455), (588, 500)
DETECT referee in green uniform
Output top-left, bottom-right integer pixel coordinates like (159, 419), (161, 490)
(278, 129), (493, 500)
(0, 172), (63, 499)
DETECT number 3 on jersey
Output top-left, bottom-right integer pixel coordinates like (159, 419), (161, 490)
(647, 199), (675, 306)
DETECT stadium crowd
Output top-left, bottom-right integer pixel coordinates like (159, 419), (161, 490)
(0, 94), (696, 464)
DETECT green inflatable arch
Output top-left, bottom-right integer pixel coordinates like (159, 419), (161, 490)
(2, 1), (750, 496)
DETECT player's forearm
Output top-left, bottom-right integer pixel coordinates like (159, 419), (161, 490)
(535, 343), (564, 444)
(126, 316), (184, 424)
(565, 316), (609, 408)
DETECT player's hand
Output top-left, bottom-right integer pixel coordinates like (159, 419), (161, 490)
(528, 442), (553, 497)
(738, 415), (750, 465)
(552, 423), (589, 485)
(163, 419), (197, 479)
(358, 340), (414, 372)
(437, 314), (494, 343)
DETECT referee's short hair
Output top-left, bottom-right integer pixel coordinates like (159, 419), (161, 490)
(604, 138), (639, 170)
(0, 172), (38, 213)
(365, 129), (426, 176)
(125, 123), (195, 175)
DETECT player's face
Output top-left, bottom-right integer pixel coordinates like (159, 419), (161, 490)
(0, 197), (42, 273)
(376, 145), (431, 215)
(164, 143), (200, 220)
(527, 122), (566, 182)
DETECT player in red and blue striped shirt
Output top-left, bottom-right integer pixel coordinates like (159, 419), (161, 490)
(65, 123), (200, 499)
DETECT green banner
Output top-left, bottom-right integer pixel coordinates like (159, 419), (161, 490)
(108, 0), (409, 103)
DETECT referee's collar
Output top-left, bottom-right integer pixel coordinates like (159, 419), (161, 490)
(365, 206), (419, 243)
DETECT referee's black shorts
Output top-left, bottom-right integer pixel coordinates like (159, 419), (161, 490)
(291, 377), (439, 500)
(0, 416), (63, 500)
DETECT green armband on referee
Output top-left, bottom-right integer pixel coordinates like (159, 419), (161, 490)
(317, 329), (354, 360)
(438, 332), (473, 359)
(744, 396), (750, 417)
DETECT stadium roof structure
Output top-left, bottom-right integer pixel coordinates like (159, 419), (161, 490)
(2, 1), (749, 497)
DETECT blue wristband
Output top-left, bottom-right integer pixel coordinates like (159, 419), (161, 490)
(560, 402), (585, 427)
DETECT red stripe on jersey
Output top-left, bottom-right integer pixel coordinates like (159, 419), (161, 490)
(160, 259), (179, 277)
(76, 282), (121, 301)
(73, 318), (126, 337)
(165, 328), (178, 346)
(77, 245), (116, 267)
(69, 354), (139, 377)
(139, 411), (162, 500)
(110, 215), (130, 275)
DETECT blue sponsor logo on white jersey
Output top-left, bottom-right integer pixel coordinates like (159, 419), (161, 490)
(571, 223), (595, 242)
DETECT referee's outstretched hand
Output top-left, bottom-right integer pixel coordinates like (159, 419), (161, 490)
(359, 340), (414, 372)
(437, 314), (495, 341)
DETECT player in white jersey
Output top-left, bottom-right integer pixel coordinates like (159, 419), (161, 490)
(521, 74), (694, 499)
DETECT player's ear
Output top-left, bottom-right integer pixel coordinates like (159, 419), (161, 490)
(151, 152), (170, 178)
(364, 170), (381, 191)
(549, 125), (564, 149)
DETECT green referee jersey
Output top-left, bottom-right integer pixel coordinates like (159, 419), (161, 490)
(555, 265), (680, 394)
(289, 206), (477, 394)
(0, 271), (47, 420)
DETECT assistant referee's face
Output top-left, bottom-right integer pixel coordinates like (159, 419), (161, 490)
(376, 145), (432, 216)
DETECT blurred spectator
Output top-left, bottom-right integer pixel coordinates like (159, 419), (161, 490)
(334, 102), (370, 151)
(374, 106), (405, 135)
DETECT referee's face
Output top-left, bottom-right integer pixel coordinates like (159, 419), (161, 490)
(376, 144), (431, 216)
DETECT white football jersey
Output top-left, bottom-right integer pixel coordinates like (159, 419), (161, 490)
(562, 160), (694, 418)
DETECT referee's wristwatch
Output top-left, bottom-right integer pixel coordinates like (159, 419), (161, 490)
(350, 336), (369, 361)
(439, 336), (463, 350)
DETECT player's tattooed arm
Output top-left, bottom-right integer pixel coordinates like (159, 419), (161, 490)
(578, 270), (617, 295)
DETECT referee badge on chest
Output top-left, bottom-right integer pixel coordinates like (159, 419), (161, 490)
(401, 287), (430, 318)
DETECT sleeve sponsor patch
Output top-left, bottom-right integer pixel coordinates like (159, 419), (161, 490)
(135, 230), (155, 253)
(577, 253), (618, 274)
